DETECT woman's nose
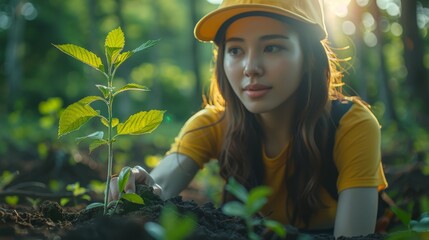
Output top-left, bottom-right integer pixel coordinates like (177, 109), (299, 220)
(243, 53), (264, 77)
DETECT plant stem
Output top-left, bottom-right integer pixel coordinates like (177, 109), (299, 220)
(103, 76), (114, 215)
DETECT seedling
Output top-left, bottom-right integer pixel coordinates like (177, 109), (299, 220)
(53, 27), (164, 215)
(222, 177), (286, 240)
(60, 182), (91, 206)
(144, 203), (196, 240)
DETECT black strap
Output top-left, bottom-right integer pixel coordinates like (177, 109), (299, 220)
(323, 100), (353, 200)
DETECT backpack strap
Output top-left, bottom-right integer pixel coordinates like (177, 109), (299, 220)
(322, 100), (353, 201)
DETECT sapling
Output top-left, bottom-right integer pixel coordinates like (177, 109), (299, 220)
(53, 27), (164, 215)
(222, 177), (286, 240)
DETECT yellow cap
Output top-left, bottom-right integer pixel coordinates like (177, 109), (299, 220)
(194, 0), (327, 42)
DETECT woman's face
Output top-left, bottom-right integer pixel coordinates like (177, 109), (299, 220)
(223, 16), (304, 114)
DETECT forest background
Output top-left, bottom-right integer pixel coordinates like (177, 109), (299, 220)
(1, 0), (429, 222)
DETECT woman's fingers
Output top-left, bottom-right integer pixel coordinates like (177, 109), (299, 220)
(132, 165), (156, 187)
(109, 166), (163, 203)
(152, 183), (163, 196)
(124, 168), (136, 194)
(108, 176), (119, 202)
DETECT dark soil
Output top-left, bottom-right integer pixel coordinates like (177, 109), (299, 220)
(0, 185), (387, 240)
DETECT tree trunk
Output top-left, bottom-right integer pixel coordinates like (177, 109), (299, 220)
(401, 0), (429, 124)
(347, 0), (367, 100)
(189, 0), (202, 109)
(4, 0), (25, 113)
(369, 0), (398, 122)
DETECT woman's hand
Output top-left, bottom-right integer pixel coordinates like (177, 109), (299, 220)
(108, 165), (162, 202)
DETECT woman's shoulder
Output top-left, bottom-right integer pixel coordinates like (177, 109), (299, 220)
(336, 97), (381, 133)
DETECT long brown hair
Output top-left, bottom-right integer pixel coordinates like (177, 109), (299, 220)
(205, 12), (345, 227)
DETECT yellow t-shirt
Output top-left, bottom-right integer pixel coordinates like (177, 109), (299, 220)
(166, 101), (388, 229)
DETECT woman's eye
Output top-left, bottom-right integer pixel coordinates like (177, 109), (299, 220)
(227, 47), (242, 56)
(265, 45), (284, 52)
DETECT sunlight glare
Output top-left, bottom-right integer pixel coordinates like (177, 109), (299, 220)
(363, 31), (377, 47)
(0, 12), (11, 30)
(356, 0), (369, 7)
(207, 0), (222, 4)
(342, 21), (356, 35)
(386, 3), (401, 17)
(390, 22), (403, 36)
(376, 0), (389, 10)
(325, 0), (351, 18)
(362, 12), (376, 30)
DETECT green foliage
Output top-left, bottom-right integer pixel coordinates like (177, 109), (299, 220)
(144, 203), (196, 240)
(0, 171), (19, 190)
(26, 197), (42, 210)
(222, 178), (286, 240)
(54, 27), (163, 214)
(60, 182), (92, 206)
(388, 207), (429, 239)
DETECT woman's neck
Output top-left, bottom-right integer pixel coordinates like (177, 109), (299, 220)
(257, 98), (296, 158)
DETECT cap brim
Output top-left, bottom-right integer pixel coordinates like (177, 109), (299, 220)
(194, 4), (321, 42)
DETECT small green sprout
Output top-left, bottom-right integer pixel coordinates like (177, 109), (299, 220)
(222, 177), (286, 240)
(60, 182), (91, 206)
(53, 27), (164, 215)
(144, 203), (196, 240)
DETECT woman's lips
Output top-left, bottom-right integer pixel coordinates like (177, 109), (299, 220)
(243, 83), (271, 98)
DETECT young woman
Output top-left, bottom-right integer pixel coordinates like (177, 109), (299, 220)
(110, 0), (388, 237)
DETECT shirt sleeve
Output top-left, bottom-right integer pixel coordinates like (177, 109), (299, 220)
(165, 106), (225, 168)
(334, 100), (388, 193)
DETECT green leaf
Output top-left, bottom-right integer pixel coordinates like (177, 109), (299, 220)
(113, 83), (150, 97)
(225, 177), (248, 203)
(96, 85), (111, 98)
(166, 215), (196, 240)
(118, 166), (132, 193)
(58, 103), (99, 137)
(78, 96), (105, 105)
(132, 39), (160, 53)
(101, 118), (119, 128)
(145, 222), (165, 239)
(82, 194), (91, 201)
(114, 51), (133, 68)
(247, 186), (271, 214)
(117, 110), (165, 136)
(222, 201), (246, 218)
(262, 219), (286, 238)
(105, 27), (125, 65)
(122, 193), (144, 205)
(160, 204), (196, 240)
(53, 44), (104, 72)
(411, 218), (429, 232)
(391, 206), (412, 228)
(249, 232), (261, 240)
(60, 198), (70, 206)
(89, 139), (108, 153)
(5, 196), (19, 206)
(247, 198), (268, 216)
(76, 131), (104, 143)
(86, 202), (104, 210)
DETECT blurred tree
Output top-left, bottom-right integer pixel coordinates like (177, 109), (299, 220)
(369, 0), (398, 123)
(401, 0), (429, 125)
(190, 0), (203, 109)
(4, 0), (25, 113)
